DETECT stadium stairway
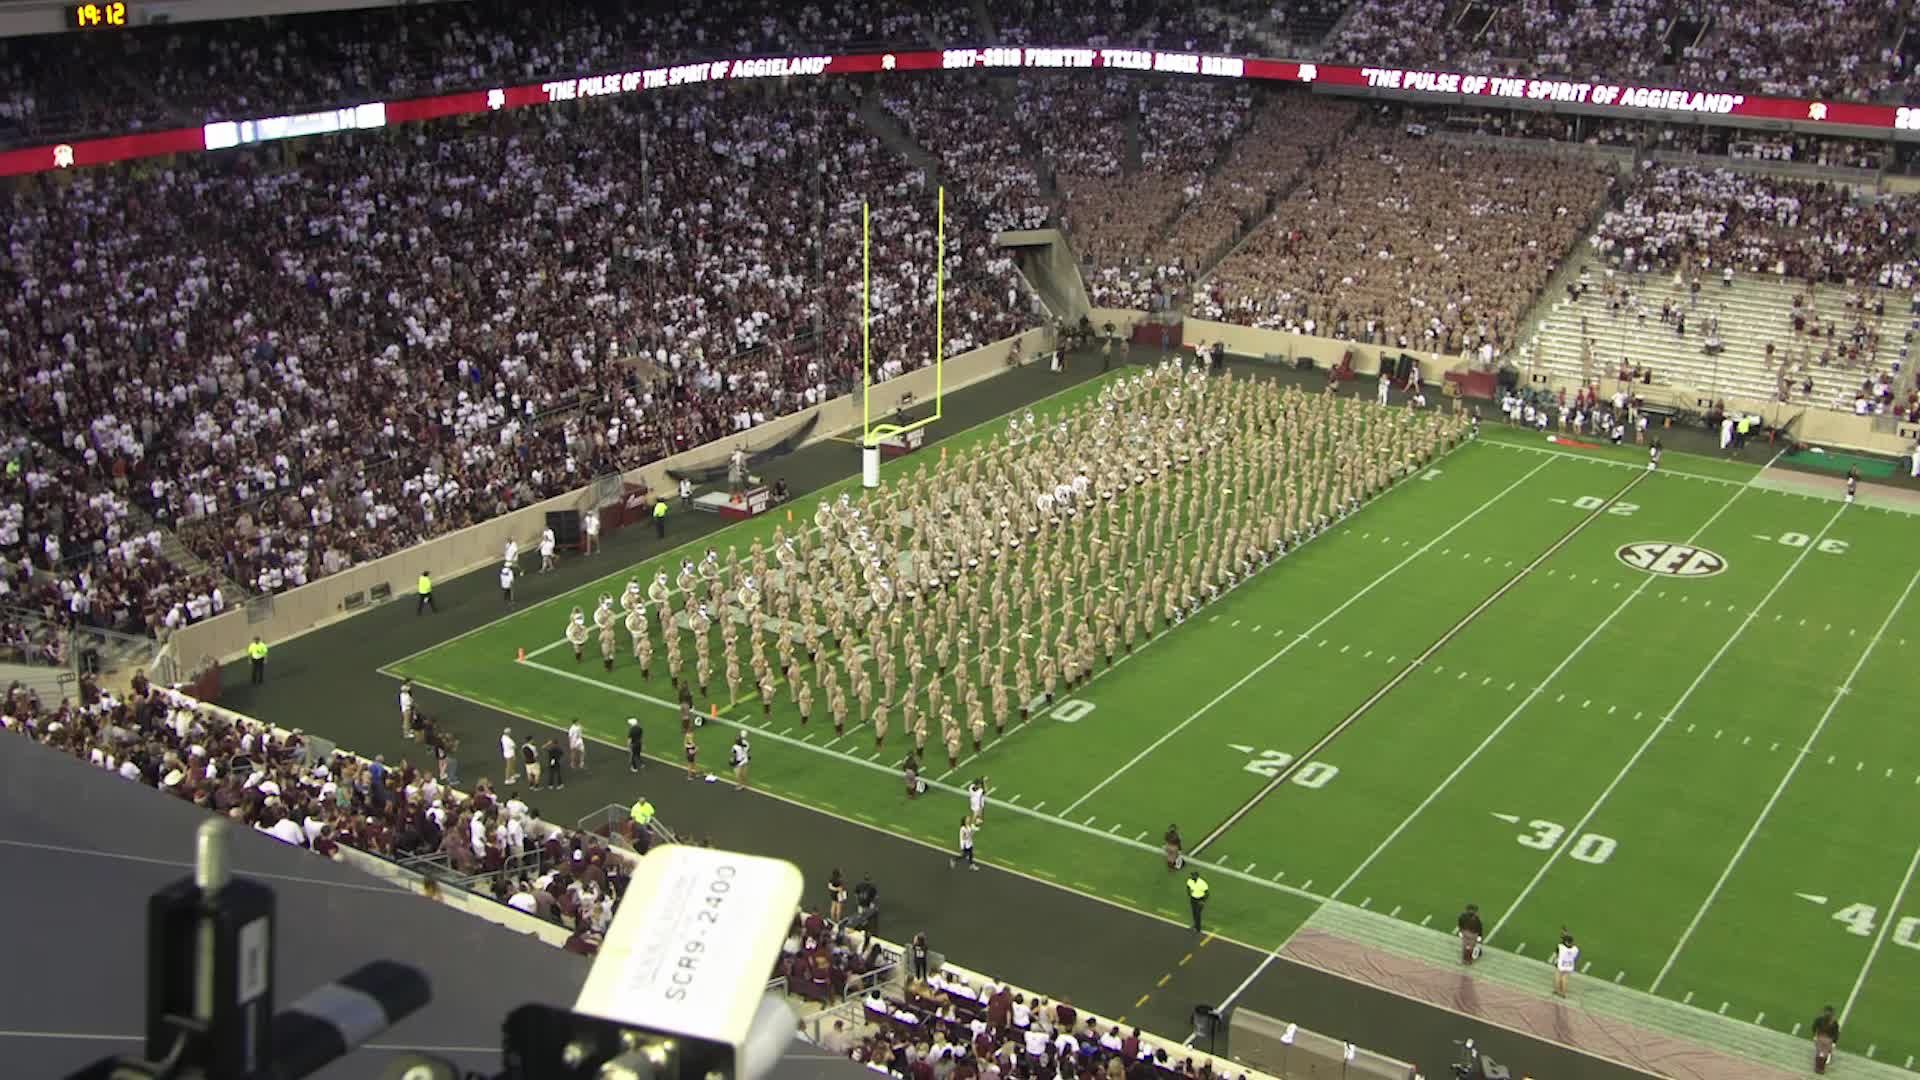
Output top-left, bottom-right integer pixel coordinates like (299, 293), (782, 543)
(970, 0), (996, 44)
(1521, 270), (1905, 409)
(855, 90), (946, 188)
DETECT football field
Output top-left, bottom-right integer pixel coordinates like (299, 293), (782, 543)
(390, 372), (1920, 1072)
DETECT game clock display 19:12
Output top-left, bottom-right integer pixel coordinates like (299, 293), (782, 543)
(69, 3), (130, 30)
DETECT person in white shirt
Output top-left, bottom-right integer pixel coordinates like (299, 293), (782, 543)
(1011, 996), (1032, 1028)
(264, 813), (306, 847)
(504, 538), (519, 569)
(506, 881), (539, 915)
(730, 733), (750, 791)
(950, 816), (978, 871)
(1053, 1030), (1079, 1057)
(967, 778), (987, 826)
(583, 508), (601, 555)
(1554, 932), (1580, 997)
(500, 562), (515, 606)
(500, 727), (518, 785)
(540, 527), (557, 572)
(1022, 1027), (1048, 1059)
(567, 720), (586, 772)
(399, 680), (415, 738)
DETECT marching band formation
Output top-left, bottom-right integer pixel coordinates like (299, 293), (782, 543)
(562, 362), (1472, 775)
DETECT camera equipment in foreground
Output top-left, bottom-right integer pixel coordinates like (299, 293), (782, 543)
(72, 820), (804, 1080)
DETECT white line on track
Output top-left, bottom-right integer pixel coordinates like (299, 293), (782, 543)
(1331, 471), (1756, 899)
(1493, 499), (1851, 943)
(1653, 565), (1920, 996)
(1056, 457), (1557, 819)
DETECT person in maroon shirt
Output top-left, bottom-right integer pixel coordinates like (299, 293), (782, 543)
(987, 985), (1012, 1030)
(1054, 999), (1076, 1031)
(1119, 1030), (1140, 1061)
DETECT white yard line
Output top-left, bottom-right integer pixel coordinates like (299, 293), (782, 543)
(1489, 500), (1851, 942)
(1193, 466), (1649, 854)
(516, 656), (1335, 903)
(1841, 839), (1920, 1024)
(1651, 565), (1920, 994)
(1331, 470), (1757, 899)
(382, 373), (1112, 671)
(1056, 456), (1556, 820)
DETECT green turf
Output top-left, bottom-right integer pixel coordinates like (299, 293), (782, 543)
(393, 390), (1920, 1072)
(1783, 448), (1901, 479)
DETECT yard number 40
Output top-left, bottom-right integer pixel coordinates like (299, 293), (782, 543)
(1832, 903), (1920, 949)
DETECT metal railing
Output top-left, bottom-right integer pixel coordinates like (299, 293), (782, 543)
(577, 803), (679, 852)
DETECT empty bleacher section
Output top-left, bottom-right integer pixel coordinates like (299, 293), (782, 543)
(1523, 268), (1910, 412)
(1519, 165), (1920, 412)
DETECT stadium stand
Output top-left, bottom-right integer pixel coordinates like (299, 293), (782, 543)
(0, 85), (1024, 611)
(1195, 126), (1616, 357)
(1127, 94), (1363, 309)
(0, 673), (638, 953)
(1063, 81), (1251, 288)
(1326, 0), (1904, 100)
(1521, 165), (1919, 409)
(787, 0), (976, 48)
(0, 0), (795, 146)
(878, 78), (1054, 233)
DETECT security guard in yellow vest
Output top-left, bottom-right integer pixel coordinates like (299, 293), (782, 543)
(416, 571), (435, 614)
(630, 796), (656, 844)
(653, 497), (669, 539)
(1186, 870), (1210, 932)
(247, 636), (269, 684)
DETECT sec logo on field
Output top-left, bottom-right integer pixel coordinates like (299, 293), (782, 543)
(1616, 542), (1728, 577)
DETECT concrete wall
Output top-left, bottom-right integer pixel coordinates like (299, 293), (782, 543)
(998, 229), (1092, 325)
(1090, 307), (1474, 385)
(1514, 367), (1916, 455)
(167, 326), (1050, 668)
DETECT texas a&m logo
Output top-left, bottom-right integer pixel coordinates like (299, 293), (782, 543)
(1615, 542), (1727, 578)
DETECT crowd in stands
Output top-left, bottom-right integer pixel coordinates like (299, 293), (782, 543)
(1, 83), (1022, 608)
(0, 673), (632, 954)
(1198, 126), (1614, 357)
(817, 963), (1247, 1080)
(1590, 165), (1920, 287)
(878, 79), (1053, 233)
(1678, 0), (1898, 101)
(982, 0), (1159, 47)
(1080, 92), (1358, 310)
(1327, 0), (1905, 102)
(788, 0), (974, 47)
(1060, 82), (1250, 276)
(0, 435), (228, 639)
(0, 0), (795, 146)
(9, 0), (1920, 161)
